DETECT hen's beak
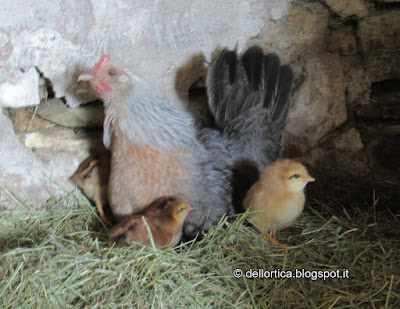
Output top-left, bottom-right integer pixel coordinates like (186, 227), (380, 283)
(77, 73), (94, 82)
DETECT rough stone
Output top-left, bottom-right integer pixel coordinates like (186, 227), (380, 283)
(344, 65), (370, 106)
(32, 99), (104, 128)
(259, 3), (329, 62)
(285, 53), (347, 146)
(0, 110), (104, 207)
(357, 79), (400, 120)
(327, 25), (358, 55)
(270, 5), (288, 21)
(0, 67), (40, 108)
(332, 128), (364, 152)
(357, 12), (400, 88)
(364, 124), (400, 191)
(23, 126), (102, 159)
(358, 11), (400, 54)
(0, 112), (59, 206)
(12, 108), (55, 133)
(325, 0), (368, 19)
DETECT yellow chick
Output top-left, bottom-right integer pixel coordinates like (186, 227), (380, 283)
(108, 196), (195, 249)
(243, 159), (315, 247)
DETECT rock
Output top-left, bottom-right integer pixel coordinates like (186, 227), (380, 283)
(357, 79), (400, 120)
(260, 2), (329, 61)
(39, 77), (49, 102)
(372, 134), (400, 172)
(32, 99), (104, 128)
(0, 67), (40, 108)
(344, 66), (370, 106)
(23, 126), (103, 159)
(300, 125), (371, 200)
(305, 143), (371, 202)
(13, 108), (55, 133)
(285, 53), (347, 146)
(327, 25), (358, 55)
(358, 12), (400, 54)
(0, 110), (104, 208)
(0, 112), (57, 207)
(270, 5), (288, 21)
(382, 125), (400, 136)
(332, 128), (364, 152)
(357, 100), (400, 121)
(325, 0), (368, 19)
(0, 30), (12, 61)
(365, 125), (400, 190)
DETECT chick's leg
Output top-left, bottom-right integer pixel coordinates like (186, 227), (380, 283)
(97, 205), (111, 226)
(93, 194), (111, 226)
(264, 231), (288, 248)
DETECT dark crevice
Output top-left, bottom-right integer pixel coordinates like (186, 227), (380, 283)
(373, 1), (400, 9)
(34, 66), (55, 100)
(356, 79), (400, 122)
(188, 84), (216, 128)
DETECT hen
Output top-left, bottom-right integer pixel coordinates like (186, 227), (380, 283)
(78, 46), (293, 238)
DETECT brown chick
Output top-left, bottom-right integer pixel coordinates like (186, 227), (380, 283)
(243, 159), (315, 247)
(108, 196), (195, 249)
(71, 151), (111, 225)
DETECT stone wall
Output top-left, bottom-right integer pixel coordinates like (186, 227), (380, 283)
(0, 0), (399, 206)
(279, 1), (400, 200)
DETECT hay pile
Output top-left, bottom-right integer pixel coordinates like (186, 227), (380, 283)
(1, 189), (399, 308)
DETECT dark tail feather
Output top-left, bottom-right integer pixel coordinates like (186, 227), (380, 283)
(241, 46), (264, 90)
(262, 53), (280, 109)
(207, 46), (293, 165)
(207, 49), (238, 115)
(271, 65), (293, 122)
(206, 46), (293, 212)
(262, 64), (293, 162)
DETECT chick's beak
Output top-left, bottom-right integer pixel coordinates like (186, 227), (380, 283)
(307, 177), (315, 183)
(188, 204), (195, 211)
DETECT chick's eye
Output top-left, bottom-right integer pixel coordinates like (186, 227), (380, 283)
(178, 207), (185, 213)
(290, 174), (300, 179)
(108, 69), (116, 76)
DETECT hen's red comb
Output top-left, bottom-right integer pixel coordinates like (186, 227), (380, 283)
(93, 53), (111, 72)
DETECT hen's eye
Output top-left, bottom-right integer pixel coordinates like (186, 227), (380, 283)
(108, 69), (116, 76)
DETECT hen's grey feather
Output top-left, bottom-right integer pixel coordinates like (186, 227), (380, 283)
(183, 127), (233, 237)
(206, 46), (293, 212)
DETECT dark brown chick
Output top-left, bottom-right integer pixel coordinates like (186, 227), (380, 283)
(108, 196), (195, 249)
(71, 151), (111, 225)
